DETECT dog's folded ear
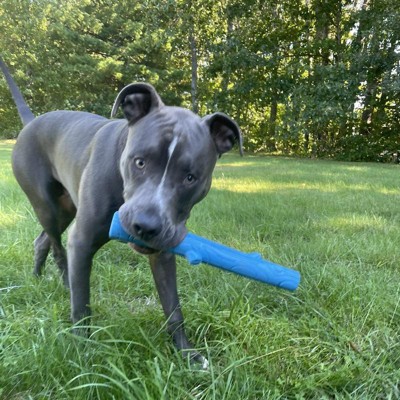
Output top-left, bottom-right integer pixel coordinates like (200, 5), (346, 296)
(203, 113), (243, 156)
(111, 83), (164, 124)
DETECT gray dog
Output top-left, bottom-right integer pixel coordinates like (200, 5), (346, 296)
(1, 58), (242, 367)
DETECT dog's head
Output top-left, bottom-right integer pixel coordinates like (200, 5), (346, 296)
(112, 83), (242, 252)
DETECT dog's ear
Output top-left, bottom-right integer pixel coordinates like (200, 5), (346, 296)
(203, 112), (243, 156)
(111, 83), (164, 124)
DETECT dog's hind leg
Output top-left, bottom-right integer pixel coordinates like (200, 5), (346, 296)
(33, 231), (51, 277)
(33, 213), (74, 284)
(13, 153), (76, 285)
(32, 213), (75, 286)
(52, 191), (76, 285)
(31, 184), (76, 286)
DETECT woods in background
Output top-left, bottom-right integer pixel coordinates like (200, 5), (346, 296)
(1, 0), (399, 161)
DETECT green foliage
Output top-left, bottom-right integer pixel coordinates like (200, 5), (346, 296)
(1, 0), (399, 161)
(336, 130), (400, 162)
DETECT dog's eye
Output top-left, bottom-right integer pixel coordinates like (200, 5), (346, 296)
(184, 174), (196, 184)
(134, 158), (146, 169)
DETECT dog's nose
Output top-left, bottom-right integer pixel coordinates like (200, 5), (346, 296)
(132, 213), (162, 241)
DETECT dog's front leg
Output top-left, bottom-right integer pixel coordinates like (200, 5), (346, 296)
(149, 252), (208, 369)
(67, 221), (106, 329)
(68, 223), (93, 326)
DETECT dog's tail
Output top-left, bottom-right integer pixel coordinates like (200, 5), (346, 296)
(0, 56), (35, 126)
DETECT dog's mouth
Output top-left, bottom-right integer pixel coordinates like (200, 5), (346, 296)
(129, 242), (158, 255)
(117, 206), (188, 255)
(127, 226), (188, 256)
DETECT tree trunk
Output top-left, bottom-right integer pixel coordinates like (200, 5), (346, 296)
(269, 98), (278, 138)
(189, 26), (198, 114)
(314, 0), (330, 66)
(222, 8), (234, 94)
(334, 3), (342, 63)
(348, 0), (369, 135)
(359, 78), (377, 135)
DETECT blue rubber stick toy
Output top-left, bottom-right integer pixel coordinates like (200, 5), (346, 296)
(109, 212), (300, 291)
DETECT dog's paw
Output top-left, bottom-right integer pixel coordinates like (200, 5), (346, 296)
(70, 316), (92, 338)
(71, 325), (91, 338)
(196, 354), (209, 370)
(183, 350), (209, 370)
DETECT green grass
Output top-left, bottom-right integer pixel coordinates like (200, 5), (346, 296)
(1, 140), (399, 399)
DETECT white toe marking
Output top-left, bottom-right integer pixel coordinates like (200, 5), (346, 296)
(202, 356), (209, 370)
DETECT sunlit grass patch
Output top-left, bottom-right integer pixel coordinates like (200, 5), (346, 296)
(325, 213), (390, 232)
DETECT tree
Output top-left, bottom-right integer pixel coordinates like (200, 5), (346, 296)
(1, 0), (399, 161)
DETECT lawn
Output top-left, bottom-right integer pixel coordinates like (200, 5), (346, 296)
(0, 140), (399, 399)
